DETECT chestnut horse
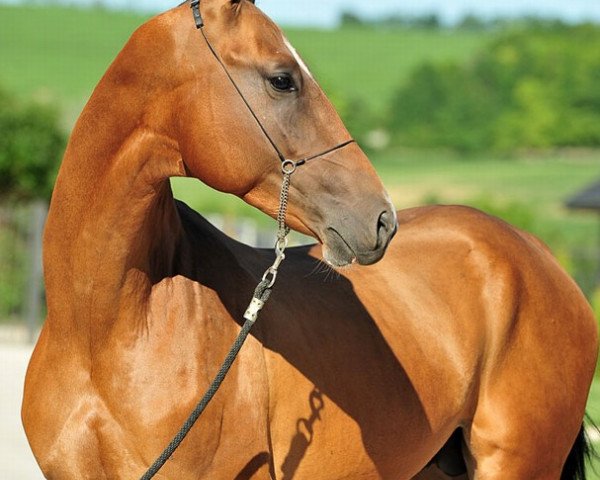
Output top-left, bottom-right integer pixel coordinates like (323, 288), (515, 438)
(22, 1), (597, 479)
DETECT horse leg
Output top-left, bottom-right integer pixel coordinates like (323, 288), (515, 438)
(463, 380), (585, 479)
(463, 429), (567, 480)
(461, 260), (597, 480)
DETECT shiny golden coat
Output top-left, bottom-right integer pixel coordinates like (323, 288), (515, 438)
(22, 1), (597, 479)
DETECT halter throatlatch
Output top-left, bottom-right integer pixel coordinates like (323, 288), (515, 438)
(140, 2), (356, 478)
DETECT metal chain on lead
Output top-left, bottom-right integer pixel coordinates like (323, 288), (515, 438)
(249, 161), (295, 317)
(140, 166), (295, 480)
(277, 160), (296, 239)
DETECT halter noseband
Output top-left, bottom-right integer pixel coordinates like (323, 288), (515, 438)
(189, 0), (356, 170)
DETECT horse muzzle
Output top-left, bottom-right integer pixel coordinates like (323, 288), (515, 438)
(322, 206), (398, 267)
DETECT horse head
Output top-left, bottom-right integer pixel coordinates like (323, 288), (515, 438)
(167, 0), (397, 266)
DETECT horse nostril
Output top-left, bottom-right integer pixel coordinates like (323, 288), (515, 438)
(378, 211), (392, 233)
(376, 210), (397, 250)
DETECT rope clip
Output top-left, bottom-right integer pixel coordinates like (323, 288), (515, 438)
(243, 297), (265, 323)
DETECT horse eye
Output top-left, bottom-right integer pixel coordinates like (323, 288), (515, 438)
(269, 74), (296, 92)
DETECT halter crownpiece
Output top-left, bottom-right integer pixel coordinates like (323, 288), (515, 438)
(190, 0), (203, 28)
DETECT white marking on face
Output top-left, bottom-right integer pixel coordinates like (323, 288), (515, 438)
(283, 36), (314, 79)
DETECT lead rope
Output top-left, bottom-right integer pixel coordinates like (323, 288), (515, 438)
(139, 163), (295, 480)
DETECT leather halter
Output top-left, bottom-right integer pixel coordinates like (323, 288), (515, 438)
(190, 0), (356, 169)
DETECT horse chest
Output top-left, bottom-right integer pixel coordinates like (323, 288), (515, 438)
(26, 281), (274, 479)
(98, 292), (273, 478)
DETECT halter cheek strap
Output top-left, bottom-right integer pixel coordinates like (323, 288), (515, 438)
(191, 0), (203, 27)
(189, 0), (356, 169)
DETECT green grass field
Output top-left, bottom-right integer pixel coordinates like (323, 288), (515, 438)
(286, 27), (490, 113)
(173, 152), (599, 262)
(0, 5), (152, 122)
(0, 5), (488, 119)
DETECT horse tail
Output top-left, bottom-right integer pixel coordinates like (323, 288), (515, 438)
(561, 418), (597, 480)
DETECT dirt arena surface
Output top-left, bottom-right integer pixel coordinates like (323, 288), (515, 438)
(0, 343), (44, 479)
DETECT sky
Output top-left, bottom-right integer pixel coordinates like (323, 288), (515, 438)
(7, 0), (600, 26)
(256, 0), (600, 27)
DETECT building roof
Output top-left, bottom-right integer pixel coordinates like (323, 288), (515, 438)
(566, 180), (600, 212)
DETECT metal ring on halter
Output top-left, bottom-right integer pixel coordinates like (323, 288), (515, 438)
(262, 267), (278, 288)
(282, 160), (297, 175)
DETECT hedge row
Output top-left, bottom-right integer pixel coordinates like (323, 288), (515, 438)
(386, 25), (600, 153)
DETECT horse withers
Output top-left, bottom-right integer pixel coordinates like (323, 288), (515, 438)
(22, 1), (598, 479)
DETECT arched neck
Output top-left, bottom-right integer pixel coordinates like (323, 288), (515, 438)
(43, 81), (186, 343)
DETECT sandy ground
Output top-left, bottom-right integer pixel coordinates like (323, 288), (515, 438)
(0, 343), (44, 479)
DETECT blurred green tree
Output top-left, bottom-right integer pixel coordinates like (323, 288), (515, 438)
(388, 25), (600, 153)
(0, 86), (64, 322)
(0, 87), (65, 200)
(321, 81), (377, 151)
(457, 14), (488, 31)
(339, 11), (364, 28)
